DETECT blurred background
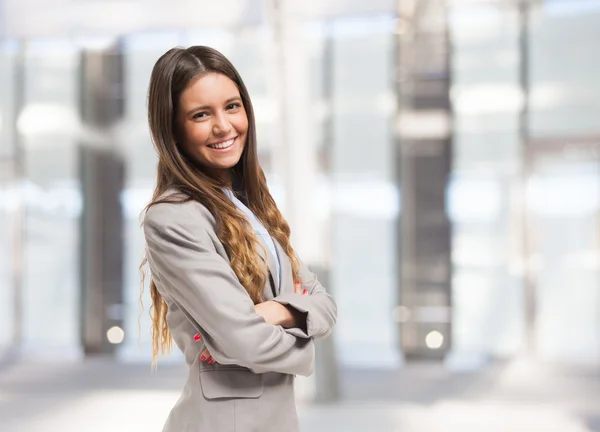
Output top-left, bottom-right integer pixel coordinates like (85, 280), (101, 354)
(0, 0), (599, 431)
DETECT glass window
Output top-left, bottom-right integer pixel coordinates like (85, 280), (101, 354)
(0, 41), (17, 354)
(19, 38), (82, 357)
(529, 0), (600, 138)
(328, 15), (400, 367)
(528, 142), (600, 362)
(449, 4), (525, 360)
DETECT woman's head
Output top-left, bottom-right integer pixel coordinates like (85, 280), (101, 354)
(147, 45), (258, 185)
(142, 46), (301, 365)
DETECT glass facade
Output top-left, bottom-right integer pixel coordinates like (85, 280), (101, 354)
(449, 0), (600, 364)
(1, 0), (599, 368)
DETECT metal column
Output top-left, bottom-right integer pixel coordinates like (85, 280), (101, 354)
(395, 0), (453, 360)
(78, 44), (126, 355)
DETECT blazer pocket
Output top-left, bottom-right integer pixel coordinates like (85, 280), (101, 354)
(199, 368), (264, 400)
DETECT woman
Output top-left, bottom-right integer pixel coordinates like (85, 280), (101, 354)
(141, 45), (337, 432)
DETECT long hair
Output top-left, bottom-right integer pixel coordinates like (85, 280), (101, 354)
(140, 46), (301, 364)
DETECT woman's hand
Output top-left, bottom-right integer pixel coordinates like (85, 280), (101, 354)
(194, 282), (309, 364)
(194, 333), (216, 365)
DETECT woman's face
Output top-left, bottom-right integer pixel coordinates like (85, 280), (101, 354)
(177, 72), (248, 181)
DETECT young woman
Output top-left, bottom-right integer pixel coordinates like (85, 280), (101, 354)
(141, 45), (337, 432)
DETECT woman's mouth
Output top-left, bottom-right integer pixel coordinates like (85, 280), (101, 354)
(208, 137), (236, 151)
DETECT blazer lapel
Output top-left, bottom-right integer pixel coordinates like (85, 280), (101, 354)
(254, 235), (279, 298)
(273, 239), (293, 294)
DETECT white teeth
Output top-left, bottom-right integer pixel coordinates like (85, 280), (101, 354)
(209, 138), (234, 149)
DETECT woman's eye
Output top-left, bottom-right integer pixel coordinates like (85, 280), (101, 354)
(226, 103), (241, 110)
(193, 112), (208, 119)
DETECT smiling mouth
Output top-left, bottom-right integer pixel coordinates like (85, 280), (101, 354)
(207, 137), (236, 150)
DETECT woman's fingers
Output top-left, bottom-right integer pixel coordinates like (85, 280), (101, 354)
(200, 348), (215, 364)
(195, 334), (215, 364)
(294, 281), (309, 295)
(199, 348), (215, 365)
(199, 348), (210, 361)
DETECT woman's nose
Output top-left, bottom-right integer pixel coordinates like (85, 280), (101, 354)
(212, 113), (232, 135)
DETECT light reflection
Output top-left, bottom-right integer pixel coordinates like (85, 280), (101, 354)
(527, 173), (600, 216)
(452, 84), (524, 115)
(107, 326), (125, 344)
(0, 180), (82, 216)
(426, 331), (444, 349)
(17, 103), (80, 137)
(447, 177), (502, 223)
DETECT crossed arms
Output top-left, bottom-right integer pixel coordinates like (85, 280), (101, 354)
(143, 202), (337, 376)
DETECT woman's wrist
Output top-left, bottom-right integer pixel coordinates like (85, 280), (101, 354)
(281, 304), (307, 332)
(269, 301), (293, 327)
(255, 300), (307, 331)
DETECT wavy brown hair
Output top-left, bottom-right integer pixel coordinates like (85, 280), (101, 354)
(140, 46), (301, 364)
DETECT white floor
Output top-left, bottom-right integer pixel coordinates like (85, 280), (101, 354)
(3, 393), (595, 432)
(1, 359), (598, 432)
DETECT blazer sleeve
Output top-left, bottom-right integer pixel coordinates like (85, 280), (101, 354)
(272, 255), (337, 340)
(143, 204), (314, 377)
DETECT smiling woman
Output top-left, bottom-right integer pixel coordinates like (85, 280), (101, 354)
(140, 46), (337, 432)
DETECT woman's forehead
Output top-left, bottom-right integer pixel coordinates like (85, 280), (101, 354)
(180, 73), (240, 109)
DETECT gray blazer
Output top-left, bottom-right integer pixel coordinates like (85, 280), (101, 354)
(143, 191), (337, 432)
